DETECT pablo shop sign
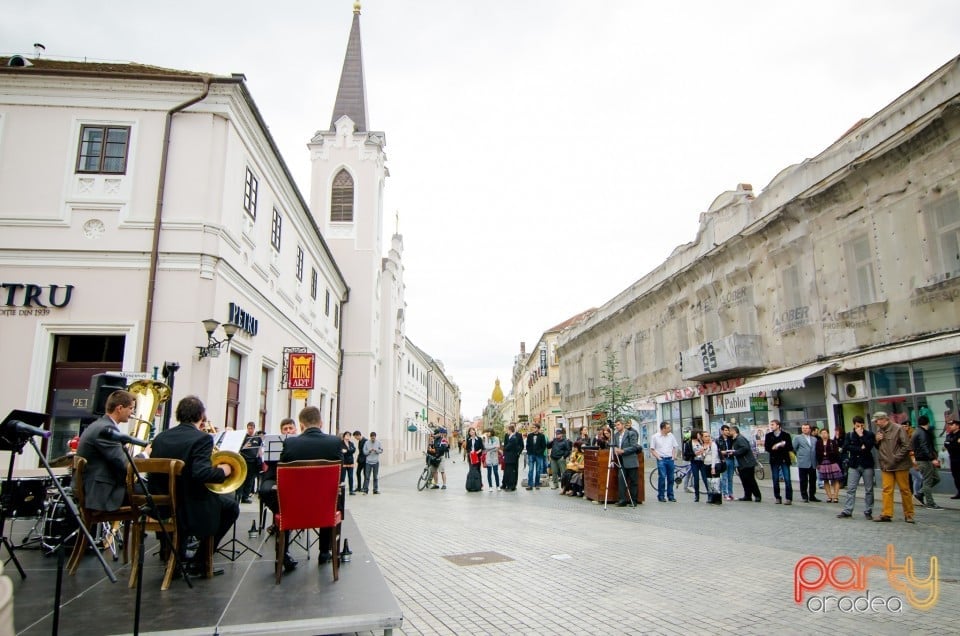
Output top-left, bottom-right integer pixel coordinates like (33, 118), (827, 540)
(1, 283), (74, 316)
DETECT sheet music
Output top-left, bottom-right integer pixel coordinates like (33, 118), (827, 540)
(261, 434), (295, 462)
(211, 429), (246, 453)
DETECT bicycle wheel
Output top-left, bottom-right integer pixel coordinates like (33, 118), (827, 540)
(417, 466), (431, 491)
(648, 468), (659, 489)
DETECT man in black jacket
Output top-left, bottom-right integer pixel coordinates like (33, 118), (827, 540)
(837, 415), (875, 519)
(732, 426), (761, 502)
(913, 415), (942, 510)
(945, 419), (960, 499)
(353, 430), (367, 493)
(149, 396), (239, 577)
(501, 425), (523, 491)
(764, 420), (794, 504)
(525, 424), (547, 490)
(276, 406), (344, 566)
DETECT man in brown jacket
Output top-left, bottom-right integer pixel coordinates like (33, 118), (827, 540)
(873, 411), (916, 523)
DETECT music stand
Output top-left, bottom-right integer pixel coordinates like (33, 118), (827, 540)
(215, 487), (262, 561)
(2, 409), (116, 636)
(0, 410), (36, 579)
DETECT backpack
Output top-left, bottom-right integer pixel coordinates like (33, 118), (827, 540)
(682, 440), (694, 461)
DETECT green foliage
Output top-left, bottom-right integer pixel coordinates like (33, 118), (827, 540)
(594, 351), (638, 422)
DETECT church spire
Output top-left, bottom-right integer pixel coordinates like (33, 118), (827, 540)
(330, 2), (368, 132)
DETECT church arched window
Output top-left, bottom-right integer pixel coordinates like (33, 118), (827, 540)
(331, 169), (354, 222)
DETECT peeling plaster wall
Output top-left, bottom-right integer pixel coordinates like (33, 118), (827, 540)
(559, 56), (960, 416)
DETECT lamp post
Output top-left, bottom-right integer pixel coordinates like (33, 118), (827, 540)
(197, 319), (239, 361)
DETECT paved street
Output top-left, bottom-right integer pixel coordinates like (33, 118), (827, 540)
(348, 457), (960, 635)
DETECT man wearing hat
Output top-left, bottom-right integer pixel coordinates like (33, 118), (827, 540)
(547, 428), (572, 490)
(872, 411), (916, 523)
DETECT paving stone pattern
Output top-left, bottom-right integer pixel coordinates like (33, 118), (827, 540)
(347, 458), (960, 635)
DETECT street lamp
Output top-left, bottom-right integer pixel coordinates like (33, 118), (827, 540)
(197, 319), (239, 360)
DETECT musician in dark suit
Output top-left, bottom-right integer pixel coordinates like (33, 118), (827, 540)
(76, 390), (136, 511)
(613, 418), (640, 507)
(149, 396), (239, 577)
(268, 407), (343, 569)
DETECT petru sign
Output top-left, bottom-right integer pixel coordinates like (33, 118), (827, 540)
(1, 283), (74, 316)
(794, 544), (938, 612)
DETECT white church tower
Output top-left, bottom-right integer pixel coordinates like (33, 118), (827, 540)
(309, 3), (389, 436)
(309, 3), (410, 460)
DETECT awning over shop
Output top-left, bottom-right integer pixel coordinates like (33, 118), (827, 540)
(734, 362), (834, 397)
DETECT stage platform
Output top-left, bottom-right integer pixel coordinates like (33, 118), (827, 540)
(6, 508), (402, 635)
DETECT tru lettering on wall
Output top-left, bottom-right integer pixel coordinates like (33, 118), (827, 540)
(0, 283), (74, 317)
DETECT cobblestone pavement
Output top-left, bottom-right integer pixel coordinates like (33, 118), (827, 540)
(348, 458), (960, 636)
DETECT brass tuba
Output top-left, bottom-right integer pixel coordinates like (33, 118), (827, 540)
(126, 379), (171, 453)
(205, 428), (248, 494)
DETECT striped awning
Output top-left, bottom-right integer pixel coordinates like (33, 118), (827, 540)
(734, 362), (834, 397)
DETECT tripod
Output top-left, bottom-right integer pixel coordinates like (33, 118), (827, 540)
(215, 488), (261, 561)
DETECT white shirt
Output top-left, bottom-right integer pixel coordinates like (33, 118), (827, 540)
(650, 431), (680, 459)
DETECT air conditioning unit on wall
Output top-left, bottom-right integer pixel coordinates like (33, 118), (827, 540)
(844, 380), (868, 400)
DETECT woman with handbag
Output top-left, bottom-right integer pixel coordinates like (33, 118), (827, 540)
(465, 428), (484, 492)
(816, 428), (844, 502)
(483, 428), (501, 490)
(700, 431), (723, 505)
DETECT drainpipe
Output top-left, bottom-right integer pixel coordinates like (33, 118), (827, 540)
(139, 79), (211, 372)
(333, 289), (350, 435)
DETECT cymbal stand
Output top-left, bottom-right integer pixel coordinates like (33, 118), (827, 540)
(28, 436), (115, 636)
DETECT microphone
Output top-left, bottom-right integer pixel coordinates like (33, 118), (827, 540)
(100, 426), (149, 447)
(10, 420), (52, 439)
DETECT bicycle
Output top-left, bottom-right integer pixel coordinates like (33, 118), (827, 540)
(648, 461), (693, 489)
(417, 453), (441, 491)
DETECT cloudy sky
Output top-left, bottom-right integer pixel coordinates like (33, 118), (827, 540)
(6, 1), (959, 417)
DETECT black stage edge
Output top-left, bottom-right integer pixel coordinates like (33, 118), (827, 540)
(10, 509), (402, 636)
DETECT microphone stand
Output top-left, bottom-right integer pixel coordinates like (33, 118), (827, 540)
(27, 436), (116, 636)
(121, 446), (192, 636)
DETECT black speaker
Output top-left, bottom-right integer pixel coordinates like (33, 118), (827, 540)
(89, 373), (127, 417)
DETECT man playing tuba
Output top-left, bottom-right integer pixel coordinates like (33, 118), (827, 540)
(149, 396), (239, 578)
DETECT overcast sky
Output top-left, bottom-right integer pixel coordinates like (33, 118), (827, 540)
(5, 1), (960, 417)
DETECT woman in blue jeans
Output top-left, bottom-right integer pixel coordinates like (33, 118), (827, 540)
(718, 425), (737, 500)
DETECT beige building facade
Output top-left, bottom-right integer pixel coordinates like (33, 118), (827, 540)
(559, 55), (960, 465)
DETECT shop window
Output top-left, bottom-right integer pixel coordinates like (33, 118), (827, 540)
(911, 355), (960, 393)
(870, 364), (912, 397)
(224, 351), (242, 431)
(331, 169), (354, 222)
(76, 125), (129, 174)
(844, 234), (877, 306)
(924, 190), (960, 281)
(243, 167), (258, 220)
(259, 367), (270, 431)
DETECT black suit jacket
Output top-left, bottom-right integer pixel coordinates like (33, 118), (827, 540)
(149, 423), (228, 537)
(503, 433), (523, 462)
(279, 427), (343, 463)
(76, 415), (129, 511)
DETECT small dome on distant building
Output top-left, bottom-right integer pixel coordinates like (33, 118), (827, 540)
(491, 378), (504, 404)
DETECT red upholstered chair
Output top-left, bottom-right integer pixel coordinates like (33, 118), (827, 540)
(274, 459), (343, 584)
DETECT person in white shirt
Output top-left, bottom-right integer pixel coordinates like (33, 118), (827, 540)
(650, 422), (681, 502)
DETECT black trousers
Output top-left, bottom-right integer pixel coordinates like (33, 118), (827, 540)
(502, 461), (519, 490)
(355, 462), (366, 491)
(951, 464), (960, 494)
(618, 466), (638, 504)
(798, 467), (817, 500)
(738, 466), (761, 501)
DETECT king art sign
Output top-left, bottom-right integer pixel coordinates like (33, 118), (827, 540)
(288, 352), (315, 390)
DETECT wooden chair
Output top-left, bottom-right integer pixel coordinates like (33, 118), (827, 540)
(125, 458), (185, 591)
(66, 456), (133, 575)
(274, 459), (343, 584)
